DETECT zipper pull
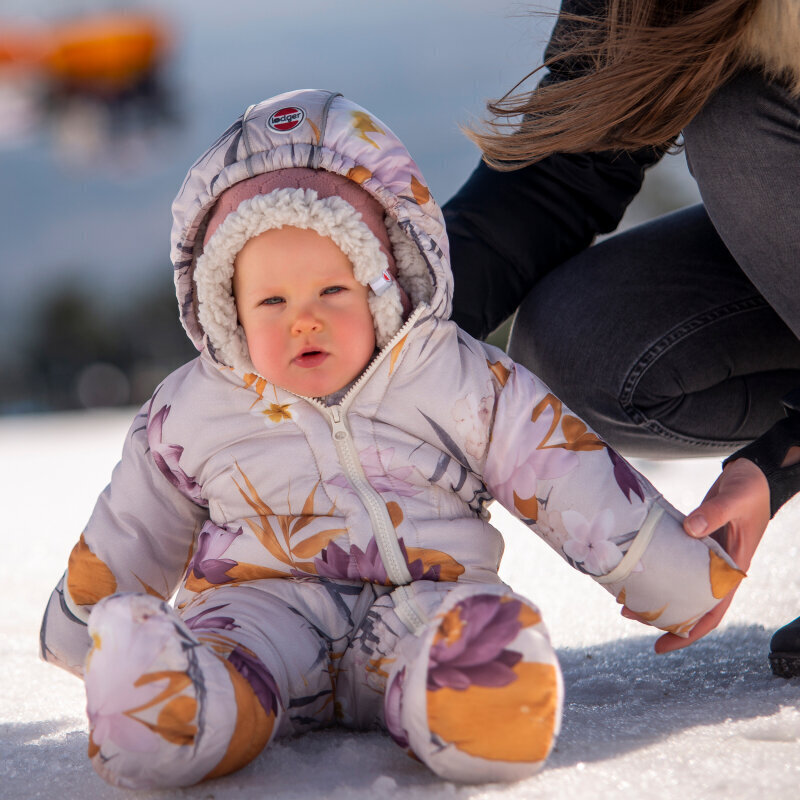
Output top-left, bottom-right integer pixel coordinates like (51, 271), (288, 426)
(329, 405), (348, 442)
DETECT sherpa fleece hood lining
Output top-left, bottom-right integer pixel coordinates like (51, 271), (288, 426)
(194, 187), (431, 375)
(170, 90), (453, 362)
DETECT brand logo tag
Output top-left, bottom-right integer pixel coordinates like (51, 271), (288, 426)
(369, 271), (394, 296)
(267, 106), (306, 133)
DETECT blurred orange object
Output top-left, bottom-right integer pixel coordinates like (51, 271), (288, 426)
(0, 13), (169, 91)
(0, 27), (47, 71)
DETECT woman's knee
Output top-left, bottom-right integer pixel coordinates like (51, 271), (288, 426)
(684, 69), (800, 338)
(506, 203), (800, 455)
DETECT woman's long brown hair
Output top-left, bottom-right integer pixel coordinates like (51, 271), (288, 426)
(468, 0), (761, 169)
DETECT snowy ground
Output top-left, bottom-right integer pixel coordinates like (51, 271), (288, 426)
(1, 410), (798, 799)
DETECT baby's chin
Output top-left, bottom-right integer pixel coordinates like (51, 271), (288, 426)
(260, 369), (359, 400)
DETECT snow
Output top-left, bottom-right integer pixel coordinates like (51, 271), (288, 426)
(1, 410), (798, 799)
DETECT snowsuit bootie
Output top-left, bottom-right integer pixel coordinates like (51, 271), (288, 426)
(85, 593), (275, 789)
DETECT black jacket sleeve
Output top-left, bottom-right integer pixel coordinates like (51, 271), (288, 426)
(443, 0), (661, 338)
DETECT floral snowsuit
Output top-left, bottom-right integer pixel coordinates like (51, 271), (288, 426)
(40, 90), (745, 789)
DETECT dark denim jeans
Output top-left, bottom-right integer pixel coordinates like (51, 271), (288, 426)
(508, 70), (800, 458)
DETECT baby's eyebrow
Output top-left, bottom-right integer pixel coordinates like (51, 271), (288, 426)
(322, 269), (360, 283)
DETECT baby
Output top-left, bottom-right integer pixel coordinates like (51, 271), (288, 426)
(41, 90), (745, 789)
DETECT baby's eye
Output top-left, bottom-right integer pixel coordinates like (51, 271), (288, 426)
(261, 296), (284, 306)
(321, 286), (345, 296)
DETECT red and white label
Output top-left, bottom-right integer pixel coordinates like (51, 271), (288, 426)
(267, 106), (306, 133)
(369, 271), (394, 296)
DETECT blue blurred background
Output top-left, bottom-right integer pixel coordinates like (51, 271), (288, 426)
(0, 0), (699, 413)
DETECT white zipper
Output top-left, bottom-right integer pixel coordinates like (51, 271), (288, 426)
(327, 404), (413, 585)
(327, 401), (430, 631)
(300, 307), (427, 586)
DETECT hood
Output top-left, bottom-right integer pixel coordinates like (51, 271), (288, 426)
(170, 89), (452, 361)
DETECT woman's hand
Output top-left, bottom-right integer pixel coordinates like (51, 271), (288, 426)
(622, 457), (770, 653)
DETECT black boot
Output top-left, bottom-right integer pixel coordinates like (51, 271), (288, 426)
(769, 616), (800, 678)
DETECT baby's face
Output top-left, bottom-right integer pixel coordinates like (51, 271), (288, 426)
(233, 226), (376, 397)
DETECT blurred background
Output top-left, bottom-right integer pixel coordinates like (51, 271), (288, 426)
(0, 0), (700, 415)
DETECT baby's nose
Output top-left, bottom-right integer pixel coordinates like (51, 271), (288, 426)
(291, 309), (323, 334)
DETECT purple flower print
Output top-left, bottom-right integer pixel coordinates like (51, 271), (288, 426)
(607, 448), (645, 503)
(428, 595), (523, 691)
(228, 646), (280, 716)
(314, 538), (438, 584)
(384, 667), (410, 748)
(184, 607), (280, 717)
(187, 521), (242, 585)
(405, 550), (441, 582)
(146, 399), (206, 505)
(184, 604), (238, 632)
(327, 447), (422, 498)
(315, 538), (388, 583)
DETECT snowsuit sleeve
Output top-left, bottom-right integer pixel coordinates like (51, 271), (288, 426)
(482, 357), (746, 637)
(40, 399), (208, 677)
(443, 0), (661, 339)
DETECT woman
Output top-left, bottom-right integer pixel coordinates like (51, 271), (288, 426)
(443, 0), (800, 672)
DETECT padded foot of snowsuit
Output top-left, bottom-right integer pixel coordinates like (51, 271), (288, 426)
(84, 581), (562, 788)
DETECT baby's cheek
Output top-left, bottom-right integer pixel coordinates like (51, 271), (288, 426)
(248, 331), (284, 379)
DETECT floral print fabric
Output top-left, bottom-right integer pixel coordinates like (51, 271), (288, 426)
(82, 581), (562, 788)
(41, 89), (745, 789)
(483, 362), (745, 633)
(386, 585), (562, 783)
(427, 595), (523, 690)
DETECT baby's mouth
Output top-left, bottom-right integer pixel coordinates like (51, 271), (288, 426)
(293, 349), (328, 368)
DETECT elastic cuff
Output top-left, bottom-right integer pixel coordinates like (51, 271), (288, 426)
(723, 390), (800, 517)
